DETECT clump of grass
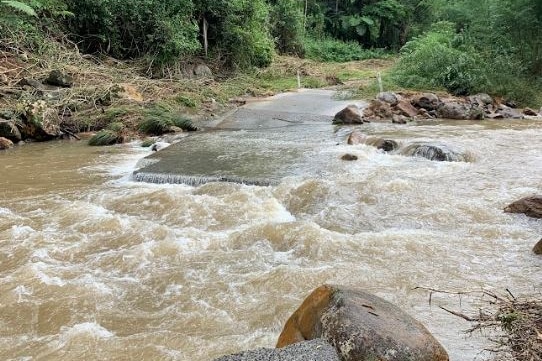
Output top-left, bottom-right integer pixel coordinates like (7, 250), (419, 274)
(303, 37), (388, 63)
(174, 95), (199, 108)
(88, 122), (125, 146)
(88, 129), (123, 146)
(138, 105), (197, 135)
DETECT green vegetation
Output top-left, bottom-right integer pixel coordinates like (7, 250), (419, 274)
(138, 105), (197, 135)
(391, 0), (542, 104)
(2, 0), (542, 146)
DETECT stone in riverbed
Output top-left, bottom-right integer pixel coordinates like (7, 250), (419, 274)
(400, 143), (468, 162)
(504, 196), (542, 218)
(341, 153), (358, 161)
(346, 130), (366, 145)
(523, 107), (538, 116)
(366, 137), (399, 152)
(533, 239), (542, 255)
(333, 105), (364, 124)
(0, 136), (14, 150)
(411, 93), (441, 111)
(277, 285), (449, 361)
(377, 91), (399, 105)
(213, 338), (339, 361)
(396, 99), (419, 118)
(0, 120), (22, 141)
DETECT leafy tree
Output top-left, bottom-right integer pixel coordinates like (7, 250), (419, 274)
(268, 0), (305, 55)
(194, 0), (274, 68)
(65, 0), (200, 67)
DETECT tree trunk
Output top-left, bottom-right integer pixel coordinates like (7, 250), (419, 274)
(203, 17), (209, 57)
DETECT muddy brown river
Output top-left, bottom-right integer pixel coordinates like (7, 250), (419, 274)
(1, 112), (541, 360)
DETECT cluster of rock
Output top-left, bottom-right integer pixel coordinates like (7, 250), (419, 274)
(342, 129), (471, 163)
(333, 92), (541, 124)
(215, 285), (449, 361)
(0, 69), (77, 150)
(504, 195), (542, 254)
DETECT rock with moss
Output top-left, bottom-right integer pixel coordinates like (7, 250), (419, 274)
(277, 285), (449, 361)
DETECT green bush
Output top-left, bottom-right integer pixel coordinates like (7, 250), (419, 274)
(303, 36), (387, 62)
(269, 0), (305, 55)
(392, 22), (487, 95)
(195, 0), (274, 69)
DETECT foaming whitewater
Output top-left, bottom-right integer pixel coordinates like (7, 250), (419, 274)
(0, 121), (541, 361)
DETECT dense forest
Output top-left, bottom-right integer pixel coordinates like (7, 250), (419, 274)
(1, 0), (542, 103)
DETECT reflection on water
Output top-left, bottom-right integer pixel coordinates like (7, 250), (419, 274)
(0, 120), (541, 361)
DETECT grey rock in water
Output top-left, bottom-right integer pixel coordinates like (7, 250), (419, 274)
(277, 285), (449, 361)
(400, 143), (467, 162)
(497, 104), (524, 119)
(213, 339), (340, 361)
(523, 107), (538, 116)
(392, 114), (408, 124)
(341, 153), (358, 161)
(45, 70), (74, 87)
(504, 195), (542, 219)
(533, 239), (542, 255)
(0, 120), (22, 141)
(377, 91), (399, 105)
(346, 130), (366, 145)
(367, 137), (399, 152)
(151, 141), (171, 152)
(333, 105), (364, 124)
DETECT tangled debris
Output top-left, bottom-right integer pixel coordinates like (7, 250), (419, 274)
(415, 287), (542, 361)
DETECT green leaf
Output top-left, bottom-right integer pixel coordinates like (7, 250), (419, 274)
(1, 0), (37, 16)
(356, 25), (367, 36)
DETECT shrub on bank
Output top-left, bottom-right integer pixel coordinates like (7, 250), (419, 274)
(138, 106), (197, 135)
(303, 37), (387, 63)
(392, 22), (487, 96)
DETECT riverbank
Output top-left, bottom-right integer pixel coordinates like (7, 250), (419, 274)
(0, 36), (393, 148)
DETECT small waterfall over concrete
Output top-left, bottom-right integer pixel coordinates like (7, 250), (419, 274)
(132, 171), (274, 186)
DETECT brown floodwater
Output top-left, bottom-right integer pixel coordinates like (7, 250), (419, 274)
(0, 119), (541, 361)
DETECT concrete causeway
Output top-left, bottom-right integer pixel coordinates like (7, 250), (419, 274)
(133, 89), (367, 185)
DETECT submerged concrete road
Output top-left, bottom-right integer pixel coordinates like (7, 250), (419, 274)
(133, 89), (368, 185)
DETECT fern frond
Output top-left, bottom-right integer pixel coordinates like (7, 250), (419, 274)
(1, 0), (37, 17)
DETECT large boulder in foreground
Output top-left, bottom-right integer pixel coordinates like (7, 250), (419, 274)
(504, 196), (542, 218)
(333, 105), (364, 124)
(214, 338), (339, 361)
(277, 285), (449, 361)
